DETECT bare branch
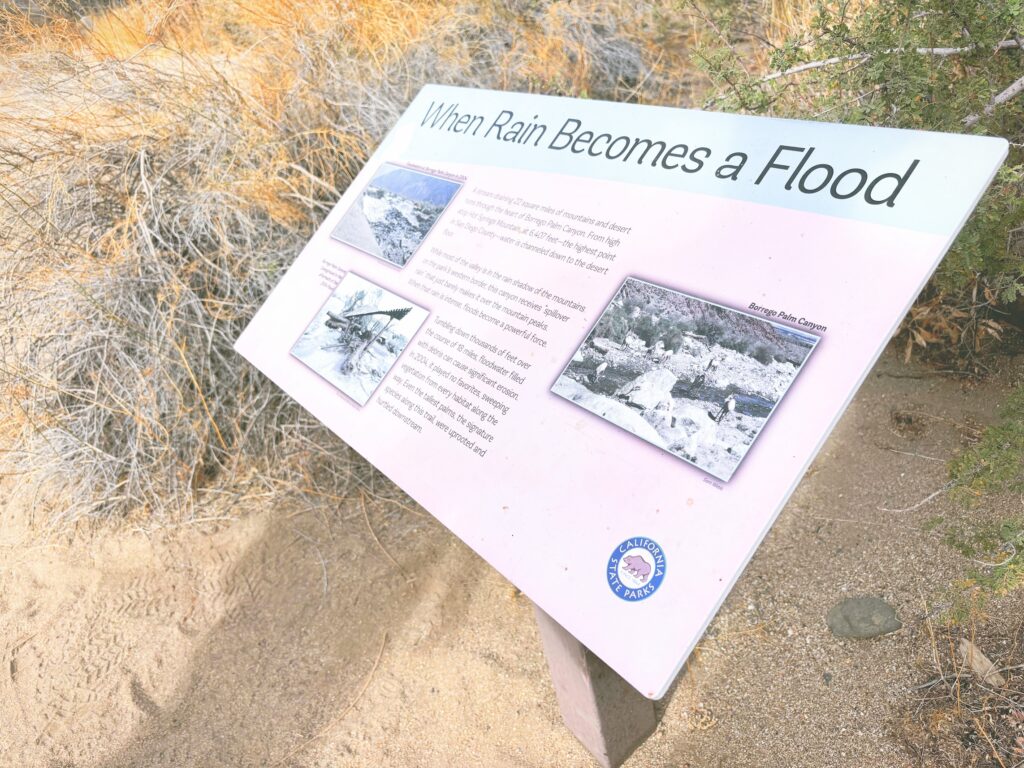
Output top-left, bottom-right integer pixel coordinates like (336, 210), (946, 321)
(704, 38), (1022, 109)
(761, 39), (1021, 85)
(964, 73), (1024, 127)
(761, 53), (871, 83)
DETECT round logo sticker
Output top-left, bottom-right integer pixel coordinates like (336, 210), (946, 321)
(607, 537), (666, 602)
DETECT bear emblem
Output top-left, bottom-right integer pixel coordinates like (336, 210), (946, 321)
(622, 554), (652, 583)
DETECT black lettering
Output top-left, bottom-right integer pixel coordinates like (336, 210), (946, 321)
(504, 121), (525, 142)
(485, 110), (514, 140)
(865, 159), (919, 207)
(548, 118), (581, 151)
(685, 146), (712, 173)
(422, 100), (456, 128)
(829, 167), (868, 199)
(798, 163), (834, 194)
(523, 116), (546, 146)
(606, 135), (630, 159)
(755, 145), (805, 185)
(660, 143), (688, 170)
(623, 138), (667, 167)
(571, 130), (595, 154)
(588, 133), (612, 156)
(715, 151), (747, 180)
(786, 146), (814, 189)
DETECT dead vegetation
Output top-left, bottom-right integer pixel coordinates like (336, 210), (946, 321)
(900, 608), (1024, 767)
(0, 0), (702, 524)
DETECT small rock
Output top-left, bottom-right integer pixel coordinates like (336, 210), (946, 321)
(826, 597), (901, 639)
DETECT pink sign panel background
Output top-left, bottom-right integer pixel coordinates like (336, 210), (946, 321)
(236, 85), (1006, 697)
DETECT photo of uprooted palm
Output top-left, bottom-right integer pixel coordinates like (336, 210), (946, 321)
(553, 277), (819, 482)
(291, 273), (428, 405)
(330, 163), (462, 268)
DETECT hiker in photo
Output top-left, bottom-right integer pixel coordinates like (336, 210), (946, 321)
(552, 277), (819, 482)
(713, 393), (737, 424)
(291, 273), (428, 406)
(693, 355), (719, 387)
(331, 162), (462, 268)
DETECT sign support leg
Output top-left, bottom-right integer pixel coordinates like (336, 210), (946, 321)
(533, 604), (656, 768)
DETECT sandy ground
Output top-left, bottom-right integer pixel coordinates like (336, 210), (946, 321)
(1, 347), (1021, 767)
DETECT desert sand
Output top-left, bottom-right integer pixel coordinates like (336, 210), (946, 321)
(1, 348), (1020, 767)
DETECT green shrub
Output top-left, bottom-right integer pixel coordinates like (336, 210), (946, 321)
(693, 0), (1024, 362)
(950, 384), (1024, 502)
(750, 343), (777, 366)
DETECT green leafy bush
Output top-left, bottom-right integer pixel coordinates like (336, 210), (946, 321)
(693, 0), (1024, 363)
(950, 383), (1024, 500)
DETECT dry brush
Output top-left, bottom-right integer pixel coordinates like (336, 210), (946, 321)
(0, 0), (699, 523)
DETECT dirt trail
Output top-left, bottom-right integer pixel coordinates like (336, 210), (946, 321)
(1, 348), (1019, 767)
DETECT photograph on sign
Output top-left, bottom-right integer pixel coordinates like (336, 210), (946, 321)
(330, 162), (462, 268)
(552, 277), (818, 482)
(290, 272), (428, 406)
(236, 84), (1007, 698)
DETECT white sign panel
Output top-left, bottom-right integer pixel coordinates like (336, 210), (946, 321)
(236, 85), (1006, 698)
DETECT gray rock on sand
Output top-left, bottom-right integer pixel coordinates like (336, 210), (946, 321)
(615, 368), (678, 411)
(826, 597), (902, 639)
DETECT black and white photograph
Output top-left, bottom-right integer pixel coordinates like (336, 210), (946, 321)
(330, 162), (462, 268)
(552, 278), (819, 481)
(291, 273), (428, 406)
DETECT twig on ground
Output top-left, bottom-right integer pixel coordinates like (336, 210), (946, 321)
(358, 485), (427, 517)
(876, 444), (946, 462)
(360, 490), (414, 583)
(911, 676), (948, 691)
(878, 483), (952, 513)
(974, 716), (1010, 768)
(806, 513), (917, 530)
(272, 631), (388, 766)
(968, 541), (1018, 569)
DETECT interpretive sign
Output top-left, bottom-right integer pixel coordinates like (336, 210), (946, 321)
(236, 85), (1006, 698)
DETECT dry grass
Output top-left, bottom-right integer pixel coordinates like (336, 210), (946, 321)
(0, 0), (703, 524)
(900, 606), (1024, 767)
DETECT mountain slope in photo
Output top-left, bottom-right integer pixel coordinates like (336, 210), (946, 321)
(361, 187), (444, 265)
(372, 167), (461, 206)
(331, 164), (461, 267)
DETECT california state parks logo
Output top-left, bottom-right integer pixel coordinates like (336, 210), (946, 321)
(607, 537), (666, 602)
